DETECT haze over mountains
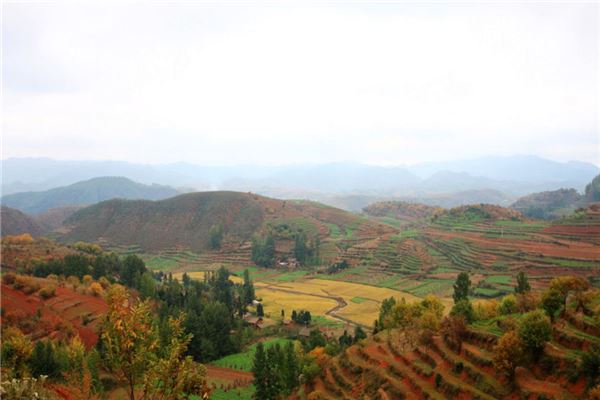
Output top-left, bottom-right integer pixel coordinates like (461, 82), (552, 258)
(1, 176), (179, 214)
(2, 156), (598, 212)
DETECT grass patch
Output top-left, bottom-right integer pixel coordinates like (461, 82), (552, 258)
(273, 270), (311, 282)
(351, 297), (368, 304)
(485, 275), (512, 285)
(212, 338), (293, 372)
(193, 385), (254, 400)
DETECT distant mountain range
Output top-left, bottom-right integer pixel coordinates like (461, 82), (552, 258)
(2, 156), (597, 201)
(1, 176), (179, 214)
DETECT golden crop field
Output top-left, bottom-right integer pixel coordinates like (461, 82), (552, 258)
(255, 287), (338, 321)
(172, 271), (243, 284)
(254, 278), (441, 326)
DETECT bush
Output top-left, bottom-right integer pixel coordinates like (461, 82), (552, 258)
(2, 272), (16, 285)
(499, 294), (517, 315)
(0, 376), (54, 399)
(14, 276), (40, 294)
(88, 282), (104, 297)
(82, 275), (93, 285)
(38, 285), (56, 299)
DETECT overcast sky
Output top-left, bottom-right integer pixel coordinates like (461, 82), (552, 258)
(3, 1), (599, 166)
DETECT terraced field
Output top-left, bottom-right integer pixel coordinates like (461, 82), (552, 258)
(306, 309), (593, 399)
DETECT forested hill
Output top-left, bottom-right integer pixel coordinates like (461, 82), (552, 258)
(1, 176), (179, 214)
(59, 191), (393, 252)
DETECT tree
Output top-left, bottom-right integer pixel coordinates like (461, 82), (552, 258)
(441, 315), (467, 353)
(453, 272), (471, 304)
(291, 310), (298, 322)
(282, 341), (299, 394)
(142, 315), (210, 400)
(138, 271), (156, 300)
(581, 344), (600, 386)
(499, 294), (518, 315)
(242, 269), (255, 305)
(378, 297), (397, 327)
(257, 303), (264, 318)
(1, 327), (33, 379)
(518, 309), (551, 358)
(541, 288), (563, 322)
(252, 342), (270, 400)
(252, 233), (276, 268)
(492, 330), (524, 381)
(354, 326), (367, 342)
(514, 271), (531, 294)
(450, 299), (474, 323)
(294, 231), (309, 265)
(121, 254), (146, 288)
(28, 340), (60, 379)
(101, 285), (158, 400)
(549, 276), (590, 310)
(209, 224), (223, 249)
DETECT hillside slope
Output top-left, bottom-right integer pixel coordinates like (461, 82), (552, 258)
(0, 206), (45, 237)
(59, 191), (394, 254)
(1, 176), (179, 214)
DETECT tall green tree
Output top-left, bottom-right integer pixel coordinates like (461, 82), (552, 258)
(243, 269), (255, 305)
(283, 341), (299, 394)
(294, 231), (308, 264)
(514, 271), (531, 294)
(252, 342), (269, 400)
(209, 224), (223, 249)
(453, 272), (471, 304)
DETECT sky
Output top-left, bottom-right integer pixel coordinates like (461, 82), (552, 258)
(2, 1), (599, 166)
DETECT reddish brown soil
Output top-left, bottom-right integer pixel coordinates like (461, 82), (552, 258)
(1, 282), (108, 348)
(205, 365), (252, 386)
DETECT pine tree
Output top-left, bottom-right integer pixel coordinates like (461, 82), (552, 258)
(283, 341), (298, 394)
(243, 269), (255, 305)
(252, 342), (269, 400)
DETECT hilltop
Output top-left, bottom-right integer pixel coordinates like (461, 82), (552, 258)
(1, 176), (179, 214)
(59, 191), (393, 256)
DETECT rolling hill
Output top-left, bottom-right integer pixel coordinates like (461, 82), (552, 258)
(0, 206), (46, 237)
(59, 191), (394, 255)
(510, 174), (600, 219)
(1, 176), (179, 214)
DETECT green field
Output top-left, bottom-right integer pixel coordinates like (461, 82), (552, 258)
(211, 338), (294, 372)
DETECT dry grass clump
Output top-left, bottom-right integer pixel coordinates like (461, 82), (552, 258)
(38, 284), (57, 299)
(13, 275), (41, 294)
(2, 272), (16, 285)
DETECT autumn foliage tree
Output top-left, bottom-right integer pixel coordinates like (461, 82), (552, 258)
(102, 285), (209, 400)
(102, 285), (158, 400)
(493, 330), (524, 381)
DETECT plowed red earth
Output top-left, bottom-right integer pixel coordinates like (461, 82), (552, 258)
(1, 283), (108, 349)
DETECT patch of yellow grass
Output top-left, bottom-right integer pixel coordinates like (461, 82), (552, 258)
(255, 287), (338, 321)
(172, 271), (243, 284)
(255, 278), (433, 326)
